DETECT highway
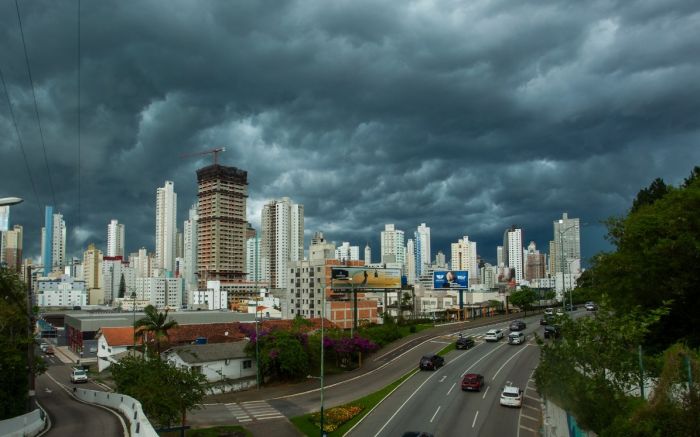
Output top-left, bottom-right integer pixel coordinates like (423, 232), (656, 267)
(35, 347), (125, 437)
(347, 315), (548, 437)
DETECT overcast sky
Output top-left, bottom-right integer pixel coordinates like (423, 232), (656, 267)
(1, 0), (698, 266)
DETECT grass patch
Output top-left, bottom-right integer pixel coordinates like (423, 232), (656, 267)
(158, 425), (251, 437)
(437, 341), (456, 356)
(291, 369), (418, 436)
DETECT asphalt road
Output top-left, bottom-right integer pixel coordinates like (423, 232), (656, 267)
(347, 315), (546, 437)
(35, 352), (125, 437)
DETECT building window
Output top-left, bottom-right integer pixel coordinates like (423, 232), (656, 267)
(243, 360), (252, 369)
(192, 366), (202, 374)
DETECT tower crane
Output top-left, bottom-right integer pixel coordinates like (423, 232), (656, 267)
(180, 147), (226, 165)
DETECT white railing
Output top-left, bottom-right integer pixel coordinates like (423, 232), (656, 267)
(0, 408), (45, 437)
(73, 388), (158, 437)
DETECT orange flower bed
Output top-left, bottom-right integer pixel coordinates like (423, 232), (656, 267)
(310, 405), (364, 432)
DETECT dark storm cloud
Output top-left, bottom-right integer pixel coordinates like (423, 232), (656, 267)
(1, 0), (698, 265)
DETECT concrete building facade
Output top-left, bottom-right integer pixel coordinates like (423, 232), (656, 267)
(155, 181), (177, 275)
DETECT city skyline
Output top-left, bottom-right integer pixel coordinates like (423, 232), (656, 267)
(1, 1), (698, 266)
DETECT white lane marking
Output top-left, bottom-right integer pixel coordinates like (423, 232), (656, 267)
(430, 340), (452, 344)
(517, 368), (537, 437)
(344, 369), (418, 437)
(491, 344), (530, 380)
(446, 383), (456, 396)
(520, 424), (538, 432)
(439, 375), (447, 382)
(430, 406), (441, 423)
(374, 369), (440, 437)
(472, 410), (479, 428)
(525, 394), (540, 401)
(523, 404), (539, 411)
(461, 342), (507, 377)
(482, 386), (490, 399)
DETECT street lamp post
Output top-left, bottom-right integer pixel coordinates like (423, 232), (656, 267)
(255, 295), (261, 390)
(320, 285), (326, 437)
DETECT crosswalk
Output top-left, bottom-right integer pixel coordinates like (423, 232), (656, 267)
(225, 400), (285, 423)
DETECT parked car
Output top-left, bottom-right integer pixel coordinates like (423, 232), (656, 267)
(585, 302), (598, 311)
(44, 346), (55, 355)
(456, 336), (475, 350)
(70, 367), (88, 384)
(508, 331), (526, 345)
(39, 343), (49, 352)
(419, 354), (445, 370)
(565, 303), (578, 311)
(544, 325), (560, 339)
(461, 373), (485, 391)
(555, 308), (564, 316)
(509, 320), (526, 331)
(544, 308), (554, 316)
(499, 382), (523, 407)
(484, 329), (504, 342)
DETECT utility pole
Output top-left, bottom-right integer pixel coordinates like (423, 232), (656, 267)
(25, 266), (38, 412)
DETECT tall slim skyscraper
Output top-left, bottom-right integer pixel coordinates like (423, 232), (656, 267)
(364, 244), (371, 265)
(82, 243), (103, 304)
(553, 212), (581, 274)
(155, 181), (177, 275)
(107, 219), (125, 257)
(336, 242), (359, 261)
(406, 239), (416, 284)
(525, 241), (546, 281)
(415, 223), (431, 277)
(183, 204), (198, 292)
(1, 224), (23, 271)
(197, 164), (248, 287)
(380, 224), (405, 265)
(246, 232), (263, 283)
(451, 235), (478, 285)
(41, 206), (66, 275)
(503, 226), (524, 282)
(261, 197), (304, 289)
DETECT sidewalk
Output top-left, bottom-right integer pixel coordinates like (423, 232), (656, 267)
(53, 346), (97, 365)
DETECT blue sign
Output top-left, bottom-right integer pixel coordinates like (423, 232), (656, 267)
(433, 270), (468, 289)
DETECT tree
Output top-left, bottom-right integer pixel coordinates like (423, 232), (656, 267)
(535, 301), (667, 433)
(509, 287), (537, 316)
(588, 169), (700, 350)
(630, 177), (669, 213)
(0, 267), (30, 418)
(118, 274), (126, 298)
(111, 356), (206, 429)
(134, 305), (178, 357)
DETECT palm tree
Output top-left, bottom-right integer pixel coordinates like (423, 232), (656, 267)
(134, 305), (178, 358)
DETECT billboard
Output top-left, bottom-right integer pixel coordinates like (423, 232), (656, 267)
(433, 270), (468, 289)
(331, 267), (402, 290)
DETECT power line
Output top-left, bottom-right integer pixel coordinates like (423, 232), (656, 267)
(77, 0), (81, 231)
(14, 0), (57, 207)
(0, 67), (42, 215)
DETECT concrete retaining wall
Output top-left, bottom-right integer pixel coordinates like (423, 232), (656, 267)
(73, 388), (158, 437)
(0, 409), (45, 437)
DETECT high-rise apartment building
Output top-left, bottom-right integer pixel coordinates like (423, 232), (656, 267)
(196, 164), (248, 287)
(415, 223), (431, 277)
(496, 246), (504, 267)
(406, 239), (416, 284)
(107, 219), (125, 257)
(261, 197), (304, 289)
(182, 205), (198, 292)
(102, 256), (135, 303)
(451, 235), (478, 285)
(336, 242), (359, 262)
(380, 224), (405, 266)
(503, 226), (524, 282)
(82, 243), (103, 304)
(155, 181), (177, 275)
(41, 206), (66, 275)
(435, 250), (447, 268)
(1, 224), (22, 271)
(525, 241), (546, 281)
(553, 212), (581, 275)
(246, 231), (263, 283)
(364, 244), (371, 265)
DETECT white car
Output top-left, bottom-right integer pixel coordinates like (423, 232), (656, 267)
(544, 308), (554, 316)
(39, 343), (49, 353)
(70, 367), (88, 384)
(500, 383), (523, 407)
(484, 329), (504, 342)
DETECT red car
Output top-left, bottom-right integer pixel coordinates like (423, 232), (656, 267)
(461, 373), (485, 391)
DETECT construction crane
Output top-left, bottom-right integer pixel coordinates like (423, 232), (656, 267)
(180, 147), (226, 165)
